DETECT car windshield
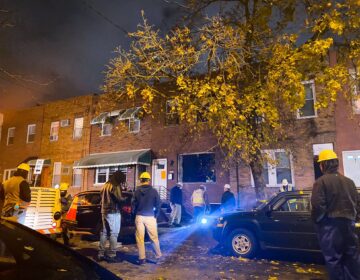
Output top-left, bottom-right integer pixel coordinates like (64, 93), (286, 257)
(252, 193), (278, 210)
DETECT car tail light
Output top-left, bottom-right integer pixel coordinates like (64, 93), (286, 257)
(52, 222), (57, 228)
(122, 206), (132, 214)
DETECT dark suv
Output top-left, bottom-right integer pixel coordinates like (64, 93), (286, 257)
(213, 190), (360, 258)
(65, 190), (168, 239)
(67, 190), (134, 237)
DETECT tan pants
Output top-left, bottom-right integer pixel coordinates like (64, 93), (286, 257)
(135, 215), (162, 260)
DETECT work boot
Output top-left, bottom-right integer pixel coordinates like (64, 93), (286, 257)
(138, 259), (146, 265)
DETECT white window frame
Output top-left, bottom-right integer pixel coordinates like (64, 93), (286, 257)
(52, 162), (62, 187)
(3, 168), (16, 181)
(251, 149), (294, 188)
(129, 118), (140, 133)
(349, 69), (360, 114)
(7, 127), (15, 145)
(297, 80), (317, 119)
(73, 117), (84, 139)
(342, 150), (360, 187)
(50, 121), (59, 141)
(27, 124), (36, 143)
(94, 166), (127, 185)
(72, 167), (83, 188)
(101, 122), (112, 136)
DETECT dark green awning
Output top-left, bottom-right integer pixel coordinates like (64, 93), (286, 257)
(74, 149), (151, 169)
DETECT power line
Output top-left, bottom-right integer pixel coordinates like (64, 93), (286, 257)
(80, 0), (129, 36)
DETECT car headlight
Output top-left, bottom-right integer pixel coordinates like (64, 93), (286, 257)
(201, 218), (208, 224)
(355, 223), (360, 228)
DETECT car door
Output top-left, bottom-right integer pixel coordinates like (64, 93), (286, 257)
(259, 195), (318, 250)
(76, 193), (101, 231)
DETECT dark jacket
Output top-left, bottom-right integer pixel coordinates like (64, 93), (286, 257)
(221, 191), (236, 211)
(132, 184), (160, 217)
(100, 182), (126, 214)
(311, 172), (360, 223)
(170, 186), (182, 205)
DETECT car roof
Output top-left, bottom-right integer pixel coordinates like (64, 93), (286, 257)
(75, 190), (133, 196)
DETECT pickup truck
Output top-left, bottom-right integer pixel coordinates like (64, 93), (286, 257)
(213, 190), (360, 258)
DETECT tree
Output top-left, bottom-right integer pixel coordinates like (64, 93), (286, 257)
(103, 1), (359, 199)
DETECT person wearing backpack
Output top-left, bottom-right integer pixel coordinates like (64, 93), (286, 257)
(191, 185), (209, 223)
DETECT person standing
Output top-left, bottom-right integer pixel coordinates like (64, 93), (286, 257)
(59, 182), (73, 246)
(191, 185), (209, 222)
(97, 170), (126, 263)
(279, 179), (294, 192)
(169, 182), (183, 227)
(220, 184), (236, 213)
(132, 172), (162, 265)
(0, 163), (31, 223)
(311, 149), (360, 280)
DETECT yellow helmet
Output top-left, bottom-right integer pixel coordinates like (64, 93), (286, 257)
(318, 149), (338, 162)
(60, 182), (69, 191)
(139, 172), (151, 180)
(17, 163), (30, 172)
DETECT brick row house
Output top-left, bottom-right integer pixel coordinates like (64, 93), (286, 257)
(0, 95), (94, 195)
(0, 77), (359, 210)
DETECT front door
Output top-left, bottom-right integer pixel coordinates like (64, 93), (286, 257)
(152, 159), (167, 199)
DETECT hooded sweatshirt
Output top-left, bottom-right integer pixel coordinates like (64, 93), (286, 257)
(132, 184), (160, 217)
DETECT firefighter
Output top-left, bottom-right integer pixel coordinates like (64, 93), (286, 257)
(132, 172), (162, 265)
(311, 149), (360, 280)
(0, 163), (31, 223)
(59, 182), (72, 245)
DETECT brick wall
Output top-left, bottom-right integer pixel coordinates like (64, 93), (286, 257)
(39, 95), (93, 192)
(0, 106), (44, 180)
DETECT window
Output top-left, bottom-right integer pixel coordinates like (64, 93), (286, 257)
(3, 169), (16, 181)
(165, 99), (179, 126)
(101, 122), (112, 136)
(349, 69), (360, 114)
(72, 168), (82, 187)
(61, 165), (71, 175)
(73, 117), (83, 139)
(274, 197), (310, 212)
(259, 150), (293, 187)
(342, 150), (360, 187)
(52, 162), (62, 187)
(129, 118), (140, 133)
(50, 121), (59, 141)
(179, 153), (216, 183)
(298, 80), (317, 118)
(94, 166), (127, 185)
(77, 193), (101, 206)
(27, 124), (36, 143)
(7, 127), (15, 145)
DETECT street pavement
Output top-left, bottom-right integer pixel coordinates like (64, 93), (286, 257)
(72, 225), (327, 280)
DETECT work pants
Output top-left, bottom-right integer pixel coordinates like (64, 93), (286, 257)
(135, 215), (162, 260)
(316, 217), (360, 280)
(170, 203), (182, 225)
(193, 206), (205, 222)
(99, 212), (121, 258)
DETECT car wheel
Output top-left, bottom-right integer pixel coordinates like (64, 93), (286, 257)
(228, 229), (258, 258)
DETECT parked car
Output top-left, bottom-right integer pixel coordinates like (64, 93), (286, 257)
(0, 218), (121, 280)
(213, 190), (360, 258)
(64, 190), (168, 238)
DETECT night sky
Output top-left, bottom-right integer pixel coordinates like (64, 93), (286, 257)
(0, 0), (182, 110)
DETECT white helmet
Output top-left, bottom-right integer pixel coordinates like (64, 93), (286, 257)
(224, 184), (231, 190)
